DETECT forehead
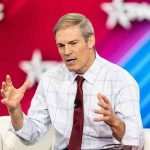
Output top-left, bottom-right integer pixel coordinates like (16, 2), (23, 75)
(55, 25), (83, 43)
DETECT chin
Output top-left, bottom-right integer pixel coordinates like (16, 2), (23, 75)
(67, 68), (76, 72)
(66, 66), (78, 72)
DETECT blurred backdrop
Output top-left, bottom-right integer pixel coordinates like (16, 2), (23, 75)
(0, 0), (150, 127)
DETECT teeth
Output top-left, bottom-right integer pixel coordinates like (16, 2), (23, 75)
(66, 59), (76, 65)
(67, 59), (75, 61)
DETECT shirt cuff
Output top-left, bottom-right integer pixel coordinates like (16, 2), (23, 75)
(119, 119), (141, 146)
(9, 114), (33, 141)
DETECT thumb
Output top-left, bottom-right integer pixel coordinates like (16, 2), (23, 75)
(20, 80), (31, 92)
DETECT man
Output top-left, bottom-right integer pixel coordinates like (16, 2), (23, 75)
(1, 13), (144, 149)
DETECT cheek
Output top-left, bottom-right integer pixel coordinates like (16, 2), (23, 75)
(77, 54), (88, 67)
(79, 49), (89, 60)
(58, 50), (64, 57)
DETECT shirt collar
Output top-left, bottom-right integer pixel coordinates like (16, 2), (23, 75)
(83, 52), (102, 84)
(65, 52), (103, 84)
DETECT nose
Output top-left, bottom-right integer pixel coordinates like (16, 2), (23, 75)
(64, 45), (72, 56)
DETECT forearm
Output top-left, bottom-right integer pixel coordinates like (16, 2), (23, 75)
(8, 104), (24, 131)
(110, 117), (125, 142)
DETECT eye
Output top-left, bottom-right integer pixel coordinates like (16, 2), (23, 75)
(58, 44), (64, 48)
(70, 42), (77, 46)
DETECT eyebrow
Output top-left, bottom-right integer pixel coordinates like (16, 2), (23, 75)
(57, 40), (79, 45)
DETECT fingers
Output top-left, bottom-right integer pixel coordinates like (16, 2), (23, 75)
(94, 93), (113, 123)
(1, 89), (6, 98)
(94, 108), (111, 116)
(98, 101), (111, 110)
(20, 80), (31, 92)
(2, 82), (7, 91)
(1, 74), (12, 91)
(97, 93), (110, 105)
(97, 93), (101, 100)
(1, 98), (7, 105)
(97, 93), (111, 111)
(1, 87), (7, 104)
(6, 74), (13, 86)
(94, 116), (109, 122)
(101, 95), (111, 105)
(1, 75), (12, 98)
(94, 107), (114, 124)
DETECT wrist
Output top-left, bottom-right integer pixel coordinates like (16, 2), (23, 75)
(8, 104), (21, 114)
(111, 116), (121, 128)
(110, 116), (125, 141)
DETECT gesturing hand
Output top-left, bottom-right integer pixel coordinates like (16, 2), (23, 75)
(94, 93), (125, 141)
(94, 93), (117, 126)
(1, 75), (30, 111)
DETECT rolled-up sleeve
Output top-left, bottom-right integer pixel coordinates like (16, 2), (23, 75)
(9, 75), (51, 145)
(112, 71), (144, 148)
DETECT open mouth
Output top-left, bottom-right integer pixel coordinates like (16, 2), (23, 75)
(65, 58), (76, 65)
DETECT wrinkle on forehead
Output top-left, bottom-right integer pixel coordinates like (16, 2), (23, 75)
(55, 25), (83, 44)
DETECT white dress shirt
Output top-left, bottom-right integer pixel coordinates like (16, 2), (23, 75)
(10, 53), (144, 149)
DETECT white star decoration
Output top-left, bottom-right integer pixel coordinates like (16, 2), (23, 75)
(101, 0), (150, 29)
(0, 3), (4, 21)
(101, 0), (131, 29)
(19, 49), (61, 87)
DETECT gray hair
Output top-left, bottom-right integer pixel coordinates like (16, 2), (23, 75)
(53, 13), (95, 41)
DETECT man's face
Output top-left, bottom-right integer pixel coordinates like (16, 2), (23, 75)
(55, 25), (95, 74)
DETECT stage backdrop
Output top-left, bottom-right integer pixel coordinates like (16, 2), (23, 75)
(0, 0), (150, 127)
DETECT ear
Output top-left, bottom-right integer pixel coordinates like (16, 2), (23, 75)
(88, 35), (95, 49)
